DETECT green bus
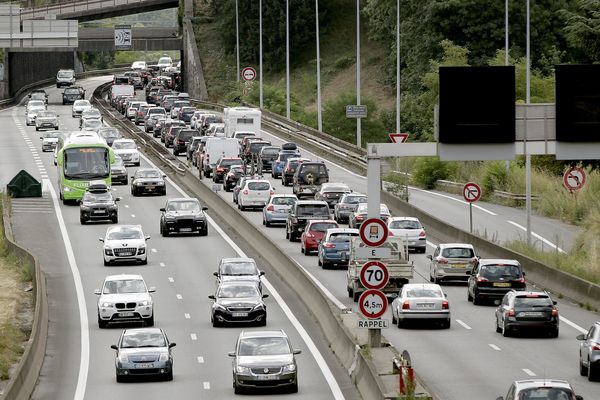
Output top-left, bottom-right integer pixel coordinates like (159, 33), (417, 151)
(56, 131), (115, 203)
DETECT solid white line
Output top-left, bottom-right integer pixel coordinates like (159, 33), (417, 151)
(137, 152), (346, 400)
(151, 248), (157, 253)
(45, 179), (89, 400)
(426, 240), (436, 248)
(506, 220), (566, 253)
(560, 316), (588, 334)
(159, 262), (165, 267)
(176, 294), (183, 300)
(522, 368), (536, 377)
(124, 204), (129, 208)
(190, 333), (197, 341)
(489, 344), (501, 351)
(184, 313), (191, 319)
(456, 319), (472, 330)
(197, 356), (204, 363)
(410, 187), (498, 216)
(203, 382), (210, 390)
(168, 277), (174, 283)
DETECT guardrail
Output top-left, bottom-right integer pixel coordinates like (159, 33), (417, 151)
(1, 197), (47, 400)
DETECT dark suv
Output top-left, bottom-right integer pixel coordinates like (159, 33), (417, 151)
(467, 259), (526, 305)
(281, 157), (310, 186)
(285, 200), (331, 241)
(172, 129), (196, 156)
(292, 161), (329, 198)
(62, 86), (85, 104)
(160, 198), (208, 236)
(165, 126), (184, 148)
(257, 146), (280, 174)
(494, 290), (559, 337)
(79, 182), (120, 224)
(212, 157), (243, 183)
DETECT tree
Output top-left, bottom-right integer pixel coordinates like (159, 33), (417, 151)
(562, 0), (600, 62)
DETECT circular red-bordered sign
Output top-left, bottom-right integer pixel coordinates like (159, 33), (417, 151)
(563, 166), (586, 191)
(358, 289), (388, 319)
(463, 182), (481, 203)
(359, 218), (389, 247)
(241, 67), (257, 82)
(359, 261), (389, 290)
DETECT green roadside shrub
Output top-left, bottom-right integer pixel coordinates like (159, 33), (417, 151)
(411, 157), (452, 189)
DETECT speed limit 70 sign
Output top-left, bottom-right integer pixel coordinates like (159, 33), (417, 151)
(359, 261), (389, 290)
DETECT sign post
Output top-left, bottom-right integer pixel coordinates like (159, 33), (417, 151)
(463, 182), (481, 233)
(563, 166), (586, 192)
(241, 66), (257, 82)
(114, 25), (132, 50)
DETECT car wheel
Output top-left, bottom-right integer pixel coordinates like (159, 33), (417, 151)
(502, 321), (511, 337)
(234, 385), (243, 395)
(353, 290), (360, 302)
(495, 317), (502, 333)
(103, 258), (109, 266)
(164, 370), (173, 381)
(116, 373), (126, 383)
(347, 286), (353, 298)
(123, 178), (128, 185)
(140, 257), (148, 265)
(321, 260), (329, 270)
(300, 244), (305, 254)
(131, 188), (137, 196)
(212, 317), (220, 328)
(134, 162), (140, 167)
(200, 228), (208, 236)
(391, 312), (397, 325)
(467, 290), (473, 302)
(98, 316), (108, 329)
(397, 318), (404, 328)
(548, 327), (559, 338)
(289, 383), (298, 393)
(588, 361), (598, 381)
(146, 314), (154, 327)
(472, 293), (481, 305)
(430, 275), (437, 284)
(111, 216), (118, 224)
(285, 226), (290, 240)
(80, 217), (86, 225)
(580, 357), (589, 376)
(442, 319), (451, 329)
(161, 227), (169, 237)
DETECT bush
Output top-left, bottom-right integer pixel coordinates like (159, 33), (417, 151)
(482, 161), (509, 194)
(411, 157), (452, 189)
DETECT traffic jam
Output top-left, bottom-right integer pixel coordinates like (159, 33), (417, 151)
(24, 57), (598, 398)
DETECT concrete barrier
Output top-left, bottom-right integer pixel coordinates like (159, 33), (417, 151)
(0, 196), (47, 400)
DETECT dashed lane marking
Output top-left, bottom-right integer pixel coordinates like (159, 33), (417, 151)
(489, 344), (501, 351)
(197, 356), (204, 364)
(522, 369), (536, 377)
(190, 333), (197, 341)
(456, 320), (472, 330)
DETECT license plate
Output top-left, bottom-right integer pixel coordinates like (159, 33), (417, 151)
(136, 363), (154, 369)
(232, 312), (248, 317)
(417, 303), (435, 308)
(257, 374), (277, 380)
(146, 186), (155, 189)
(493, 282), (511, 287)
(119, 252), (133, 256)
(519, 311), (543, 317)
(92, 210), (105, 214)
(180, 227), (192, 232)
(452, 263), (467, 268)
(119, 312), (134, 317)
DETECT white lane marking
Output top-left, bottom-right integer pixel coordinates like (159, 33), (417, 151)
(131, 214), (136, 218)
(456, 319), (472, 330)
(489, 344), (501, 351)
(506, 220), (566, 253)
(176, 294), (183, 300)
(137, 152), (346, 400)
(45, 179), (89, 400)
(409, 187), (498, 216)
(159, 262), (165, 267)
(190, 333), (197, 341)
(203, 382), (210, 390)
(124, 204), (129, 208)
(197, 356), (204, 364)
(560, 316), (588, 334)
(184, 313), (191, 319)
(522, 368), (536, 377)
(291, 259), (348, 311)
(151, 248), (157, 253)
(426, 240), (436, 248)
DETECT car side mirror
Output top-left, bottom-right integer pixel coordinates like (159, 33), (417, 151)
(145, 236), (151, 240)
(522, 272), (526, 276)
(426, 255), (432, 260)
(111, 345), (118, 350)
(465, 270), (471, 275)
(94, 289), (101, 295)
(148, 286), (156, 293)
(575, 396), (583, 400)
(552, 300), (557, 305)
(163, 175), (167, 178)
(262, 294), (269, 299)
(293, 349), (302, 355)
(228, 351), (235, 357)
(259, 271), (265, 276)
(169, 342), (176, 348)
(208, 295), (215, 300)
(130, 176), (135, 179)
(576, 334), (586, 340)
(99, 237), (104, 242)
(40, 136), (43, 139)
(160, 208), (166, 212)
(115, 197), (122, 201)
(213, 272), (218, 277)
(202, 207), (208, 211)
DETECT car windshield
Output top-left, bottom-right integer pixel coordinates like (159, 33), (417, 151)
(83, 120), (102, 128)
(221, 261), (257, 275)
(248, 182), (270, 190)
(220, 159), (241, 167)
(262, 148), (279, 156)
(37, 111), (56, 118)
(74, 100), (90, 107)
(297, 205), (330, 216)
(107, 227), (143, 240)
(113, 141), (136, 150)
(83, 192), (112, 202)
(137, 170), (161, 178)
(310, 222), (337, 232)
(31, 93), (45, 99)
(64, 88), (80, 94)
(279, 152), (298, 162)
(217, 285), (260, 298)
(43, 132), (61, 139)
(83, 110), (100, 118)
(238, 337), (290, 356)
(103, 279), (146, 294)
(167, 201), (200, 212)
(272, 197), (296, 206)
(58, 71), (73, 78)
(344, 195), (367, 204)
(389, 220), (422, 229)
(121, 331), (165, 348)
(441, 247), (474, 258)
(479, 264), (522, 280)
(301, 164), (326, 175)
(356, 204), (389, 214)
(328, 232), (359, 242)
(112, 157), (124, 167)
(28, 101), (44, 108)
(514, 296), (553, 307)
(177, 131), (195, 140)
(518, 387), (573, 400)
(405, 288), (444, 298)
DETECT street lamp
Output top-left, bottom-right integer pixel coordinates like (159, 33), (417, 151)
(286, 0), (290, 119)
(235, 0), (240, 83)
(525, 0), (532, 246)
(315, 0), (323, 132)
(356, 0), (361, 148)
(259, 0), (263, 109)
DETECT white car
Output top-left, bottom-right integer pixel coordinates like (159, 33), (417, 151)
(428, 243), (478, 284)
(387, 217), (427, 253)
(157, 56), (172, 69)
(26, 107), (44, 126)
(391, 283), (450, 328)
(190, 111), (210, 130)
(126, 101), (147, 120)
(35, 110), (59, 131)
(238, 179), (274, 211)
(112, 139), (140, 166)
(72, 99), (92, 117)
(40, 131), (62, 152)
(206, 123), (226, 137)
(79, 108), (103, 128)
(95, 274), (155, 328)
(99, 225), (150, 266)
(131, 60), (146, 70)
(81, 118), (103, 132)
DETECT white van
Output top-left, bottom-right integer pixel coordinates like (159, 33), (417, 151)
(224, 107), (261, 138)
(201, 137), (239, 178)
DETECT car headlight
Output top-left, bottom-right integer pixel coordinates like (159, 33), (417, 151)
(104, 247), (113, 256)
(118, 353), (129, 363)
(283, 364), (296, 372)
(63, 186), (73, 192)
(236, 365), (251, 374)
(159, 353), (169, 362)
(135, 182), (143, 186)
(137, 246), (146, 255)
(157, 181), (165, 185)
(101, 302), (113, 308)
(80, 205), (90, 211)
(139, 300), (151, 306)
(252, 303), (265, 311)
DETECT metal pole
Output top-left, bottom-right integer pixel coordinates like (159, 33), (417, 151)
(504, 0), (510, 173)
(315, 0), (323, 132)
(235, 0), (240, 83)
(356, 0), (361, 148)
(525, 0), (532, 246)
(469, 203), (473, 233)
(286, 0), (291, 119)
(396, 0), (401, 134)
(259, 0), (263, 109)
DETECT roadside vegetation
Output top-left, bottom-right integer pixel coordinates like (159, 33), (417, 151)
(0, 199), (33, 381)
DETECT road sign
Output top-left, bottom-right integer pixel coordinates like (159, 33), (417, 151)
(389, 133), (409, 143)
(463, 182), (481, 203)
(360, 261), (389, 290)
(114, 25), (132, 50)
(346, 105), (368, 118)
(357, 319), (389, 329)
(356, 247), (392, 259)
(563, 166), (586, 191)
(358, 289), (388, 319)
(241, 67), (257, 82)
(359, 218), (388, 247)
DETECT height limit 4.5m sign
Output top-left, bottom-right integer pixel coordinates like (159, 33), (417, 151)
(358, 289), (387, 319)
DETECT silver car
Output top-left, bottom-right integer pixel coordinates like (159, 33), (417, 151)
(428, 243), (478, 284)
(262, 194), (297, 226)
(497, 379), (584, 400)
(577, 321), (600, 381)
(229, 330), (301, 394)
(111, 328), (175, 382)
(95, 274), (155, 328)
(333, 192), (367, 223)
(391, 283), (451, 328)
(35, 110), (59, 131)
(72, 99), (92, 117)
(387, 217), (427, 253)
(40, 131), (62, 152)
(214, 257), (263, 292)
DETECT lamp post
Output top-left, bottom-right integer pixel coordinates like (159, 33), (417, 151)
(259, 0), (263, 109)
(235, 0), (240, 82)
(356, 0), (361, 148)
(396, 0), (400, 135)
(286, 0), (290, 119)
(315, 0), (323, 132)
(525, 0), (532, 246)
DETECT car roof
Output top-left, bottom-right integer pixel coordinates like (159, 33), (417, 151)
(270, 194), (297, 198)
(123, 327), (163, 336)
(217, 280), (260, 289)
(479, 259), (520, 266)
(220, 257), (255, 264)
(296, 200), (329, 205)
(325, 228), (359, 235)
(321, 183), (351, 191)
(167, 197), (198, 203)
(438, 243), (475, 249)
(307, 219), (337, 225)
(513, 379), (573, 390)
(510, 290), (550, 298)
(105, 274), (144, 281)
(113, 138), (134, 143)
(239, 329), (287, 339)
(388, 216), (420, 222)
(107, 224), (143, 232)
(403, 283), (443, 291)
(245, 179), (270, 184)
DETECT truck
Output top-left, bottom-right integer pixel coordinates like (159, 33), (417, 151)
(224, 107), (261, 138)
(346, 237), (414, 302)
(110, 84), (135, 102)
(201, 137), (240, 178)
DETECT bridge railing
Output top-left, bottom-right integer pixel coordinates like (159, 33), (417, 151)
(20, 0), (150, 18)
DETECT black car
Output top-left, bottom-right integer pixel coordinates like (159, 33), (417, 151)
(243, 140), (271, 164)
(159, 197), (208, 236)
(79, 184), (120, 224)
(281, 157), (310, 186)
(62, 86), (85, 104)
(110, 156), (128, 185)
(292, 161), (329, 198)
(212, 157), (243, 183)
(178, 107), (196, 123)
(223, 165), (244, 192)
(208, 281), (268, 327)
(29, 89), (48, 104)
(495, 290), (559, 337)
(172, 129), (197, 156)
(467, 259), (526, 305)
(187, 136), (203, 162)
(164, 126), (184, 147)
(285, 200), (331, 241)
(201, 115), (223, 135)
(98, 127), (122, 147)
(131, 168), (167, 196)
(257, 146), (280, 173)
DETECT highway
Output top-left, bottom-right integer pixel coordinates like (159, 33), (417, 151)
(0, 77), (359, 400)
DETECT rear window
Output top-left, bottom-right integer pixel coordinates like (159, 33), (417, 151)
(301, 164), (327, 175)
(389, 220), (422, 229)
(479, 264), (522, 280)
(519, 388), (573, 400)
(262, 148), (279, 155)
(178, 131), (195, 140)
(250, 143), (269, 151)
(310, 222), (337, 232)
(279, 153), (298, 162)
(344, 195), (367, 204)
(248, 182), (270, 191)
(329, 232), (359, 242)
(441, 247), (474, 258)
(514, 296), (553, 307)
(272, 197), (296, 206)
(297, 205), (329, 216)
(220, 158), (241, 167)
(405, 288), (444, 298)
